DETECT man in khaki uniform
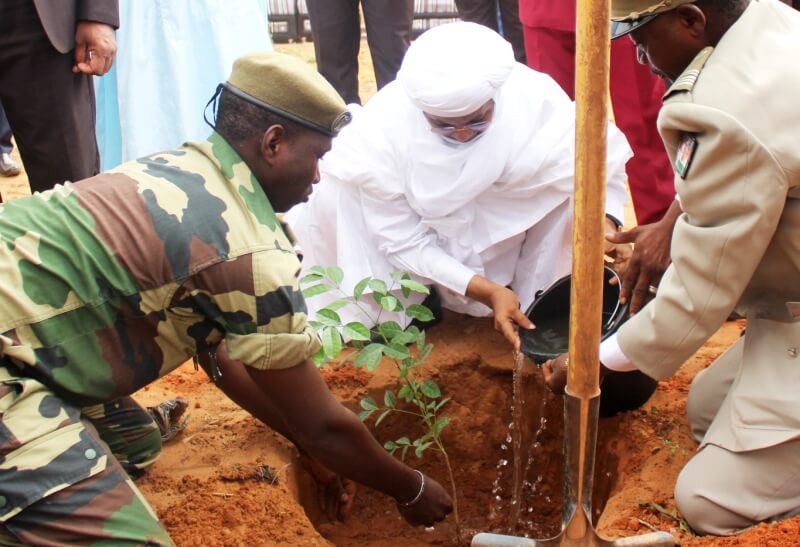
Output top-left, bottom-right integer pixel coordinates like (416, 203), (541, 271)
(546, 0), (800, 536)
(0, 52), (452, 544)
(608, 0), (800, 535)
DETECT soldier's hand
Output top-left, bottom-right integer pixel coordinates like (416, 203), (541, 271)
(542, 354), (569, 395)
(299, 455), (356, 521)
(73, 21), (117, 76)
(606, 221), (672, 315)
(396, 473), (453, 527)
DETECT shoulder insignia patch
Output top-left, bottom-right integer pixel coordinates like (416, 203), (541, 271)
(675, 133), (698, 179)
(665, 46), (715, 98)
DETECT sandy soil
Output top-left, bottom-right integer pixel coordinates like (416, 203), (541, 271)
(130, 315), (800, 547)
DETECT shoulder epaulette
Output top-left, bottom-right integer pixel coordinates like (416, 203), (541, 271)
(664, 46), (715, 98)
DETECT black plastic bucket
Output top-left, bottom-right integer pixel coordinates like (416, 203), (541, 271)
(519, 266), (629, 364)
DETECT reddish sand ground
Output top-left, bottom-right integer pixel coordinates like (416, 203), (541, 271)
(130, 315), (800, 547)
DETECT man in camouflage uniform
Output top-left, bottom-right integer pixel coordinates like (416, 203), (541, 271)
(0, 51), (452, 546)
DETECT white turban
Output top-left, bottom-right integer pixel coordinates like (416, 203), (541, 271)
(398, 22), (516, 117)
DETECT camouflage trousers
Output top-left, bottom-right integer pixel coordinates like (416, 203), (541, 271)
(0, 362), (174, 546)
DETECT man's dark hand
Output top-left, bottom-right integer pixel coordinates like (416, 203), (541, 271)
(396, 473), (453, 527)
(606, 222), (672, 315)
(606, 199), (680, 315)
(73, 21), (117, 76)
(466, 275), (534, 351)
(299, 455), (356, 521)
(542, 353), (568, 395)
(489, 285), (535, 352)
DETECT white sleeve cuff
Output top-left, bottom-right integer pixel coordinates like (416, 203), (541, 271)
(599, 333), (638, 372)
(431, 256), (478, 295)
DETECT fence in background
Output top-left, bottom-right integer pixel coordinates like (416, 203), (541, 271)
(267, 0), (459, 43)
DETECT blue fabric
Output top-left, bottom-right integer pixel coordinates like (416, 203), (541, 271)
(95, 0), (272, 170)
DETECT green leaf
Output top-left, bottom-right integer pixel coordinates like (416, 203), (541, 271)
(326, 266), (344, 285)
(353, 343), (384, 370)
(324, 299), (351, 311)
(396, 436), (411, 446)
(384, 390), (396, 408)
(343, 322), (371, 341)
(414, 441), (433, 458)
(399, 279), (430, 295)
(308, 320), (324, 330)
(378, 321), (403, 342)
(360, 396), (378, 411)
(379, 295), (401, 312)
(375, 409), (392, 427)
(302, 283), (333, 299)
(368, 279), (388, 295)
(384, 440), (397, 450)
(358, 409), (374, 421)
(419, 343), (433, 362)
(432, 416), (450, 437)
(398, 384), (411, 400)
(312, 346), (327, 367)
(421, 381), (441, 399)
(391, 330), (416, 346)
(308, 265), (327, 276)
(299, 273), (324, 284)
(320, 327), (343, 359)
(317, 308), (342, 327)
(405, 304), (434, 322)
(383, 343), (410, 360)
(433, 397), (451, 412)
(353, 277), (371, 301)
(390, 271), (405, 282)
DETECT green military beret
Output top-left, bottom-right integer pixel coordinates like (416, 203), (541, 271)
(225, 51), (351, 136)
(611, 0), (697, 39)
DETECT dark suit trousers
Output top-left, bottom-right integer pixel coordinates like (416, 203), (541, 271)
(455, 0), (527, 64)
(0, 0), (100, 193)
(305, 0), (413, 104)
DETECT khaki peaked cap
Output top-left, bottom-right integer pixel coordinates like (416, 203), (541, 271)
(225, 51), (351, 136)
(610, 0), (697, 39)
(612, 0), (697, 20)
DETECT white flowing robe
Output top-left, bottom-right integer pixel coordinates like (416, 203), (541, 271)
(287, 65), (631, 326)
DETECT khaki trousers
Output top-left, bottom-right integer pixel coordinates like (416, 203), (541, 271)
(679, 337), (800, 535)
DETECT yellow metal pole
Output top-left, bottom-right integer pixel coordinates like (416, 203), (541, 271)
(566, 0), (610, 540)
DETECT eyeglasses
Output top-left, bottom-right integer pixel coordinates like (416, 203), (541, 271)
(426, 100), (495, 138)
(428, 119), (492, 137)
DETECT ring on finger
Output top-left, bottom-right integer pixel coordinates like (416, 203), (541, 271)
(648, 284), (658, 295)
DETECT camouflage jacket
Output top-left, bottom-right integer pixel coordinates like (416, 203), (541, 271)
(0, 133), (320, 405)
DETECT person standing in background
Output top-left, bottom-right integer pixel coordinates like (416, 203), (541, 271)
(0, 101), (20, 179)
(454, 0), (527, 63)
(0, 0), (118, 193)
(305, 0), (414, 105)
(94, 0), (272, 170)
(520, 1), (681, 314)
(520, 1), (675, 227)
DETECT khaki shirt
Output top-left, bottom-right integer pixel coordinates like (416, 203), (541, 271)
(618, 0), (800, 450)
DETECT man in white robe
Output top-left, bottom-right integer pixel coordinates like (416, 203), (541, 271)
(286, 22), (632, 349)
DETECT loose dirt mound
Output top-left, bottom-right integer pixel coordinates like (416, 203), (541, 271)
(135, 315), (800, 546)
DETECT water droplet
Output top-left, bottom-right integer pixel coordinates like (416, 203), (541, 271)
(506, 433), (512, 443)
(500, 444), (507, 450)
(500, 459), (508, 466)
